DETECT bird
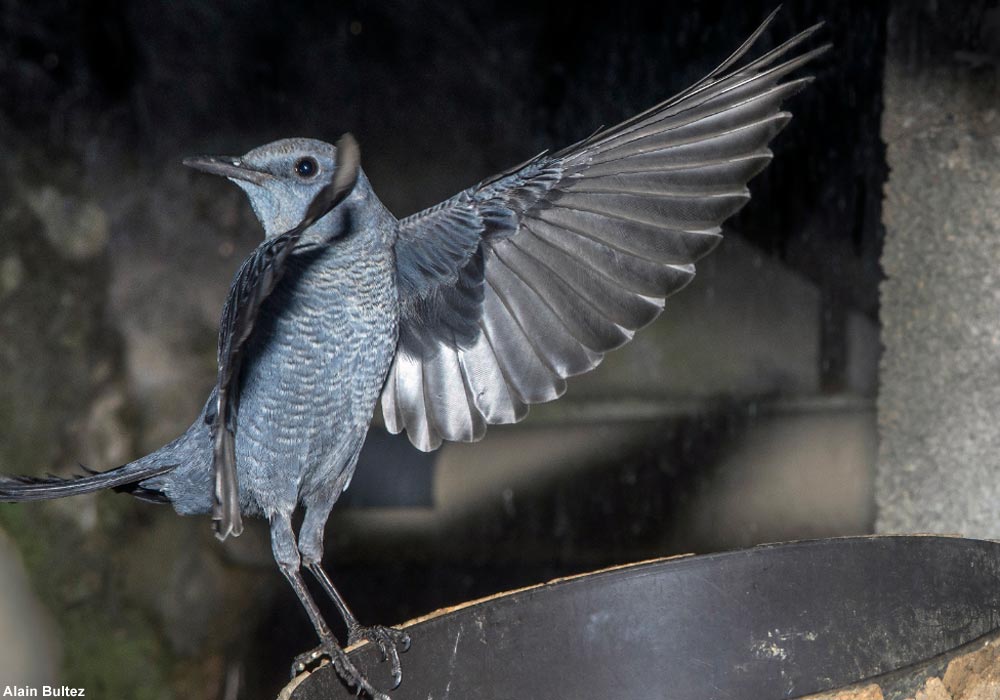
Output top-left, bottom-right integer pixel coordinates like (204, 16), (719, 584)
(0, 11), (826, 700)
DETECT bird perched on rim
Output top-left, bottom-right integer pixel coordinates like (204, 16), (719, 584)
(0, 10), (827, 699)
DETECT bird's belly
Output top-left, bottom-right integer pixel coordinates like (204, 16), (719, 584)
(232, 265), (398, 515)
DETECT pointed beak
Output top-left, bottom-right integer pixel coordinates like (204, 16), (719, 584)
(182, 155), (272, 185)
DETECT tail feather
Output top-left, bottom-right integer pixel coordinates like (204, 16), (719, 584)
(79, 464), (173, 503)
(0, 462), (175, 502)
(112, 482), (172, 504)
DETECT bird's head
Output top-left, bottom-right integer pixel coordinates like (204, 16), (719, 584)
(184, 137), (355, 238)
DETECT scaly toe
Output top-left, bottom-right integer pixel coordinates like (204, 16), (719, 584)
(348, 625), (410, 690)
(290, 647), (324, 677)
(291, 640), (388, 699)
(349, 624), (411, 651)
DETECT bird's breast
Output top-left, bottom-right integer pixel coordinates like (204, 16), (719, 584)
(233, 245), (399, 510)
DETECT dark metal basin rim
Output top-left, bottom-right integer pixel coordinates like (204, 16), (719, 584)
(286, 535), (1000, 700)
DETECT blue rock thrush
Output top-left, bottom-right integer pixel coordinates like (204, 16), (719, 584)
(0, 12), (827, 699)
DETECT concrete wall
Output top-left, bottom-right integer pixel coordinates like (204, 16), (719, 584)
(877, 1), (1000, 535)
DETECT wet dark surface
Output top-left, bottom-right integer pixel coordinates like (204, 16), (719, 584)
(0, 0), (887, 328)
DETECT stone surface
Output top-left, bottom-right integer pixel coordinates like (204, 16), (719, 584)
(876, 1), (1000, 535)
(0, 531), (60, 689)
(0, 136), (247, 700)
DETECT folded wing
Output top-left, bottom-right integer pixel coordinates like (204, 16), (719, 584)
(209, 135), (360, 540)
(384, 12), (829, 451)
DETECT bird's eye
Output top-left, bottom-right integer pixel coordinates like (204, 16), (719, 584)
(294, 157), (318, 179)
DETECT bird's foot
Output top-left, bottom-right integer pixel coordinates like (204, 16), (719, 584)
(348, 624), (411, 689)
(291, 639), (389, 700)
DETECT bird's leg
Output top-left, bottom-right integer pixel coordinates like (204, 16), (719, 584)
(269, 514), (388, 700)
(306, 561), (411, 687)
(299, 504), (410, 689)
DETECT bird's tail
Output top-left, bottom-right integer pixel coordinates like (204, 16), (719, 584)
(0, 458), (175, 503)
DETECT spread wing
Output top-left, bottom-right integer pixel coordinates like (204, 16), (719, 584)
(209, 134), (360, 540)
(382, 13), (828, 451)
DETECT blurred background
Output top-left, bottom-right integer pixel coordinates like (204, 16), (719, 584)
(0, 0), (995, 698)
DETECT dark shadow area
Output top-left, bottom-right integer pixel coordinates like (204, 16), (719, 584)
(339, 429), (435, 508)
(1, 0), (886, 325)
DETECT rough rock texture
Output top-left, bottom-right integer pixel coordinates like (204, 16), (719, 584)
(0, 129), (258, 700)
(807, 685), (885, 700)
(0, 530), (59, 689)
(876, 0), (1000, 535)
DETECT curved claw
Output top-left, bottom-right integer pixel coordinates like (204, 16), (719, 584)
(291, 639), (390, 700)
(348, 625), (411, 690)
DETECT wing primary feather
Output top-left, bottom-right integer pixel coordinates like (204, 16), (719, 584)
(432, 340), (487, 442)
(550, 191), (750, 231)
(490, 240), (632, 352)
(467, 320), (529, 423)
(482, 250), (601, 376)
(418, 354), (445, 451)
(588, 113), (792, 168)
(480, 273), (567, 402)
(581, 76), (813, 163)
(422, 339), (477, 443)
(530, 207), (724, 265)
(660, 25), (825, 121)
(520, 219), (680, 302)
(580, 151), (772, 180)
(380, 363), (403, 434)
(395, 349), (437, 451)
(523, 218), (703, 298)
(557, 20), (825, 159)
(679, 6), (783, 93)
(454, 345), (489, 440)
(507, 232), (664, 332)
(725, 22), (827, 83)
